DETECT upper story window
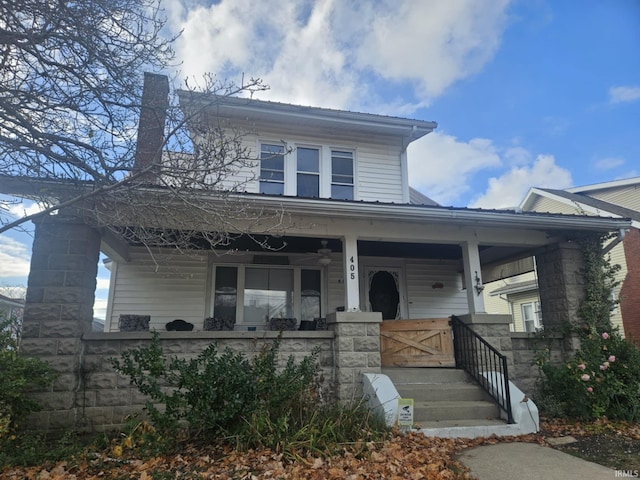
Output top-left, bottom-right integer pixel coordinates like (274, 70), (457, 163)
(297, 147), (320, 197)
(331, 150), (354, 200)
(258, 142), (354, 199)
(259, 143), (285, 194)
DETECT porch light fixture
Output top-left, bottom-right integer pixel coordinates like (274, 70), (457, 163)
(474, 271), (484, 295)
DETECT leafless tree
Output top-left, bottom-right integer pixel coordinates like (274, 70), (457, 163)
(0, 0), (289, 261)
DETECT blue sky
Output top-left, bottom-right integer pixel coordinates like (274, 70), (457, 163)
(1, 0), (639, 317)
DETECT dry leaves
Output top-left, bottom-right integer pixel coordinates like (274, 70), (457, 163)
(3, 419), (638, 480)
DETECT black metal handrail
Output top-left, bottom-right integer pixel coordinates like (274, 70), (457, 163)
(449, 315), (514, 424)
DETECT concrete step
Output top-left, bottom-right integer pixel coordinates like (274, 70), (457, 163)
(416, 419), (507, 429)
(395, 382), (488, 402)
(382, 367), (469, 384)
(381, 367), (503, 426)
(414, 400), (500, 422)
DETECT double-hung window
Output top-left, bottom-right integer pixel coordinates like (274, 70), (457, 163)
(331, 150), (354, 200)
(522, 301), (542, 332)
(260, 143), (285, 194)
(259, 141), (354, 199)
(296, 147), (320, 197)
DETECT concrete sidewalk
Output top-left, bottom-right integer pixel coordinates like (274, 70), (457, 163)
(457, 442), (615, 479)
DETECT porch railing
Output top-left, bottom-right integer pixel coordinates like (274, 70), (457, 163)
(449, 315), (514, 424)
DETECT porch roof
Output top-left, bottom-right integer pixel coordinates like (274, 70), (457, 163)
(238, 192), (631, 233)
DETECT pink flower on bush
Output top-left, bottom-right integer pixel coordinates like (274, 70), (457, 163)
(581, 374), (590, 381)
(587, 387), (593, 393)
(601, 332), (610, 340)
(609, 355), (616, 362)
(600, 364), (607, 371)
(577, 363), (586, 370)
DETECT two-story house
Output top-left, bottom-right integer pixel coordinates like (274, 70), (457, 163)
(9, 73), (632, 435)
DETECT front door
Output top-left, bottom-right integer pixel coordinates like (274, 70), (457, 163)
(364, 267), (406, 320)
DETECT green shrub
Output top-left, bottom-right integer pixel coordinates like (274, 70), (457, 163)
(112, 335), (321, 441)
(0, 314), (57, 443)
(537, 233), (640, 421)
(112, 334), (388, 457)
(540, 330), (640, 421)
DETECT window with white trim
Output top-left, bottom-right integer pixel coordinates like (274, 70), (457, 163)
(258, 142), (354, 199)
(296, 147), (320, 197)
(259, 143), (285, 194)
(212, 265), (322, 329)
(331, 150), (354, 200)
(522, 301), (542, 332)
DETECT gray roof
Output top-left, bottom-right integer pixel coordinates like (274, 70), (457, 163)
(409, 187), (439, 206)
(537, 188), (640, 223)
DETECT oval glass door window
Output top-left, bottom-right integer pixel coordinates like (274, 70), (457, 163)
(369, 270), (400, 320)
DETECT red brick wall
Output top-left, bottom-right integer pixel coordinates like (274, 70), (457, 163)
(620, 228), (640, 344)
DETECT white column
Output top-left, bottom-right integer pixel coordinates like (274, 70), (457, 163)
(343, 235), (361, 311)
(461, 239), (486, 314)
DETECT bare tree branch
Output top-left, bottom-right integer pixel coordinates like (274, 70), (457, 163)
(0, 0), (288, 267)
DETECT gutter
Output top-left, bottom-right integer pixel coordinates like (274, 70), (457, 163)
(232, 194), (632, 232)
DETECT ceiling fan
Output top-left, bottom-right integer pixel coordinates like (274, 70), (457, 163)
(317, 240), (332, 266)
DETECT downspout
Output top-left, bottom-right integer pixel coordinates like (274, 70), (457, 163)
(602, 228), (628, 255)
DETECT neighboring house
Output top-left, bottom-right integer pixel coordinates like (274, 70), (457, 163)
(0, 293), (24, 322)
(1, 73), (632, 433)
(484, 272), (541, 333)
(520, 177), (640, 340)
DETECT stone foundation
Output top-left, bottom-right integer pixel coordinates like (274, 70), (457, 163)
(24, 331), (335, 432)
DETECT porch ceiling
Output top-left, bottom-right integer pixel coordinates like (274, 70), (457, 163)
(110, 229), (533, 264)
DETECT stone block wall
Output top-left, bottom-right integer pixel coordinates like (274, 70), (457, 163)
(535, 242), (584, 355)
(510, 333), (565, 397)
(26, 331), (334, 432)
(327, 311), (382, 401)
(20, 215), (101, 430)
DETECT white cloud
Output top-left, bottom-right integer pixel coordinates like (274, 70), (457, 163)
(504, 146), (532, 166)
(470, 154), (572, 209)
(595, 157), (625, 171)
(8, 200), (45, 218)
(0, 236), (31, 278)
(93, 297), (108, 320)
(96, 277), (111, 290)
(166, 0), (512, 110)
(609, 86), (640, 104)
(407, 132), (502, 205)
(356, 0), (510, 100)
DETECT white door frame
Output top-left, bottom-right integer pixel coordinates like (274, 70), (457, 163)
(360, 259), (408, 319)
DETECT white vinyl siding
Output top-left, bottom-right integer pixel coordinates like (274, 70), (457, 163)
(196, 121), (405, 202)
(526, 196), (579, 215)
(106, 251), (208, 331)
(357, 144), (404, 203)
(405, 259), (468, 318)
(588, 185), (640, 211)
(607, 242), (627, 333)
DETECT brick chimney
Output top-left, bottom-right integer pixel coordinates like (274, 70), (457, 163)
(133, 72), (169, 183)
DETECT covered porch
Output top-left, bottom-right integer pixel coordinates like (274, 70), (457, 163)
(18, 195), (631, 432)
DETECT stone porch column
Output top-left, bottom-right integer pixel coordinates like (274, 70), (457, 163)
(457, 313), (514, 373)
(328, 311), (382, 401)
(20, 213), (101, 430)
(535, 242), (585, 357)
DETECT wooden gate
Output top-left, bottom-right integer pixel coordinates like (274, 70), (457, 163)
(380, 318), (455, 367)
